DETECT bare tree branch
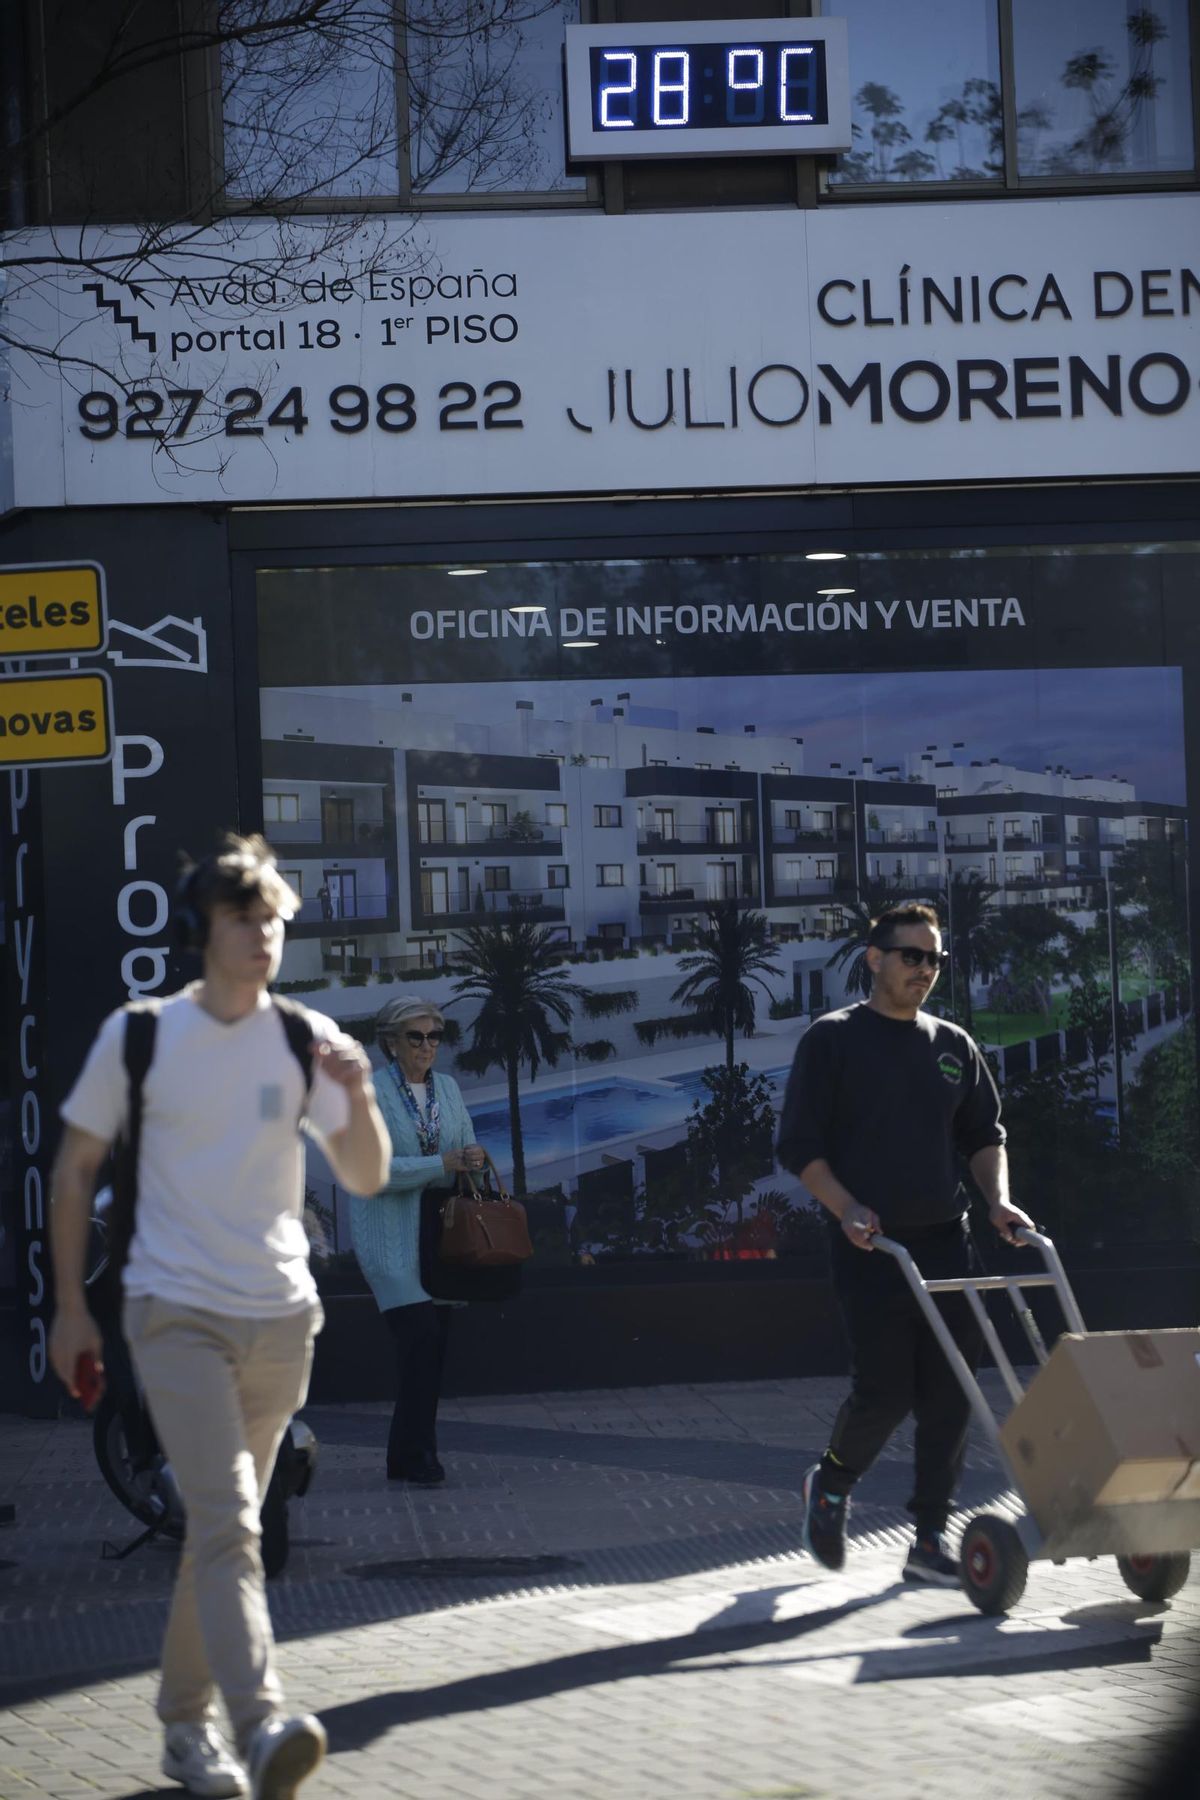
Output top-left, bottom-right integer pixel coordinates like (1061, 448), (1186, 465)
(1, 0), (575, 469)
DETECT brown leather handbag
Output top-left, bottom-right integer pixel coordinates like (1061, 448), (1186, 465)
(438, 1152), (534, 1268)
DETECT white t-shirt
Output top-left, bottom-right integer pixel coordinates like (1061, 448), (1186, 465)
(61, 986), (351, 1317)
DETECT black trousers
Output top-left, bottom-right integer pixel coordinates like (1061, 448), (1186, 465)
(822, 1219), (984, 1535)
(382, 1302), (451, 1474)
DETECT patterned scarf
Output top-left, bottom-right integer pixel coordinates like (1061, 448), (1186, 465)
(390, 1062), (441, 1156)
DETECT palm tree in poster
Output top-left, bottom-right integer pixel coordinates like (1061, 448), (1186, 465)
(671, 902), (784, 1070)
(824, 879), (901, 1000)
(940, 873), (1003, 1030)
(450, 917), (576, 1196)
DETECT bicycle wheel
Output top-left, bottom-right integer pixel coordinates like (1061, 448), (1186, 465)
(92, 1394), (182, 1537)
(260, 1466), (290, 1579)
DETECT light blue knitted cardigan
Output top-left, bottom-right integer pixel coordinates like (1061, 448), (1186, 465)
(349, 1065), (480, 1311)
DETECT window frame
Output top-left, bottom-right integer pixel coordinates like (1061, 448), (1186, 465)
(263, 790), (300, 825)
(817, 0), (1200, 202)
(420, 865), (450, 913)
(597, 862), (624, 886)
(417, 797), (447, 843)
(213, 1), (600, 216)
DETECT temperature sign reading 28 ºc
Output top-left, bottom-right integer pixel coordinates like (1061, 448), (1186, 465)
(565, 17), (851, 160)
(593, 42), (825, 133)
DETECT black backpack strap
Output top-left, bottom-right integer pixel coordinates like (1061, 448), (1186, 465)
(106, 1000), (161, 1279)
(123, 1002), (159, 1100)
(271, 995), (315, 1100)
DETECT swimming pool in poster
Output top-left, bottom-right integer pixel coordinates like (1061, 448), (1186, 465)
(469, 1066), (796, 1166)
(470, 1075), (691, 1164)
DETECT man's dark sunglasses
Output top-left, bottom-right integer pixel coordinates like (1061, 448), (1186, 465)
(881, 945), (949, 971)
(404, 1029), (444, 1046)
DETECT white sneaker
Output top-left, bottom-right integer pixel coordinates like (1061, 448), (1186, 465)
(246, 1715), (326, 1800)
(162, 1722), (247, 1798)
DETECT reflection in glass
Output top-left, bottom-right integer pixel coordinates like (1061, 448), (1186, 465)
(831, 0), (1002, 185)
(406, 0), (586, 194)
(223, 0), (399, 200)
(259, 551), (1199, 1271)
(1013, 1), (1193, 177)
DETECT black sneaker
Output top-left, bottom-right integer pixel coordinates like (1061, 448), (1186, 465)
(387, 1452), (446, 1486)
(903, 1532), (960, 1587)
(801, 1462), (849, 1571)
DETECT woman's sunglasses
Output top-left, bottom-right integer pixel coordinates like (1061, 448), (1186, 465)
(403, 1029), (444, 1047)
(881, 946), (949, 971)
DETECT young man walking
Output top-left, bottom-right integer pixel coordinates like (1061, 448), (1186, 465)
(777, 901), (1033, 1586)
(49, 835), (391, 1798)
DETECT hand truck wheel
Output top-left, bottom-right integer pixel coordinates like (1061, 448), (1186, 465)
(1115, 1551), (1191, 1602)
(960, 1513), (1029, 1615)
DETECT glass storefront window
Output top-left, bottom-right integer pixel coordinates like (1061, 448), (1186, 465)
(223, 2), (399, 201)
(223, 0), (586, 204)
(830, 0), (1003, 186)
(257, 544), (1199, 1283)
(1013, 0), (1194, 178)
(405, 0), (587, 196)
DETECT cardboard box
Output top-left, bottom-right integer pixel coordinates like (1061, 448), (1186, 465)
(1000, 1329), (1200, 1535)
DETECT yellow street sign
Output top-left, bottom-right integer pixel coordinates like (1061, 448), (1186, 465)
(0, 562), (106, 656)
(0, 670), (113, 768)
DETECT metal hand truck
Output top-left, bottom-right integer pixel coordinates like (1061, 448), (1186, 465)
(872, 1227), (1197, 1615)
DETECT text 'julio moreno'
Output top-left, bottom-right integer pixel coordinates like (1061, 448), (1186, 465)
(568, 355), (1198, 435)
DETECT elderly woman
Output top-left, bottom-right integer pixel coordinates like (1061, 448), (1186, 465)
(350, 996), (485, 1486)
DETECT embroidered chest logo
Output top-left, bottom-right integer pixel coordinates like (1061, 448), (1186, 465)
(937, 1052), (964, 1086)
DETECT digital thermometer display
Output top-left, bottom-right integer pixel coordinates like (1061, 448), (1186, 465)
(591, 41), (828, 133)
(565, 19), (851, 160)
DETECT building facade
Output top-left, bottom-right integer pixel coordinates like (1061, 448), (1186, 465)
(3, 1), (1200, 1408)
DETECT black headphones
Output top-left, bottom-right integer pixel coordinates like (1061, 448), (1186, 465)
(173, 862), (206, 953)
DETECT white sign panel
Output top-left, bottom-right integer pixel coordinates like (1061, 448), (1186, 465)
(2, 194), (1198, 508)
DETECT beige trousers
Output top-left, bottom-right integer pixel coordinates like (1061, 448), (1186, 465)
(123, 1295), (322, 1747)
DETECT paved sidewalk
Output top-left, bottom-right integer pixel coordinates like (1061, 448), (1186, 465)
(0, 1375), (1196, 1800)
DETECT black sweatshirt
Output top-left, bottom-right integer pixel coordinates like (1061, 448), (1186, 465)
(776, 1003), (1006, 1236)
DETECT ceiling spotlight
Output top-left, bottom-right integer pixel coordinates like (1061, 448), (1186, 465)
(563, 639), (599, 648)
(817, 587), (856, 597)
(805, 551), (848, 561)
(508, 604), (547, 614)
(447, 566), (487, 576)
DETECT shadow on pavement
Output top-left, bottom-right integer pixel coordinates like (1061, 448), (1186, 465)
(851, 1623), (1162, 1683)
(322, 1584), (899, 1750)
(318, 1575), (1178, 1746)
(315, 1410), (812, 1488)
(314, 1412), (1008, 1510)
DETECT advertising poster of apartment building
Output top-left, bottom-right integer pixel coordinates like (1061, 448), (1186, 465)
(256, 547), (1196, 1282)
